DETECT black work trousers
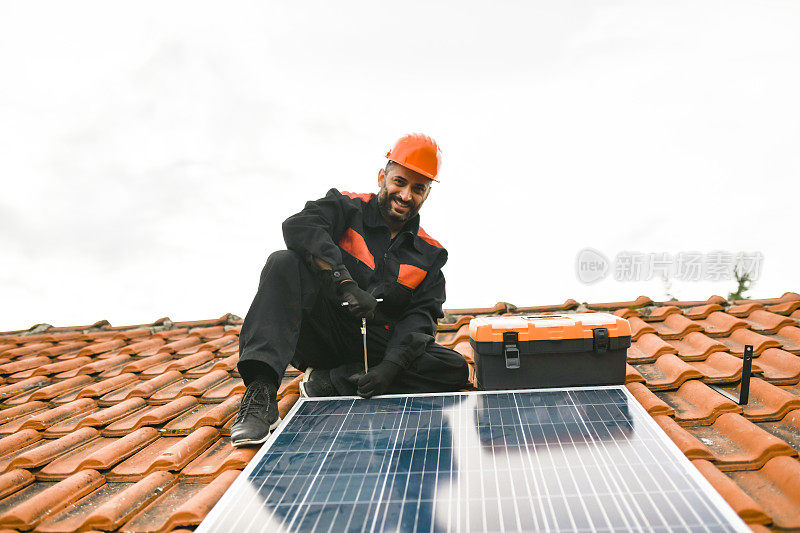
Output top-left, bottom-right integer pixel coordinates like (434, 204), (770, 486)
(238, 250), (470, 395)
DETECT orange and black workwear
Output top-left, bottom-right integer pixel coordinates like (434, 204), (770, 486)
(237, 189), (469, 395)
(281, 189), (449, 368)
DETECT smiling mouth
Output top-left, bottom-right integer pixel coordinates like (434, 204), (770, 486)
(392, 199), (410, 212)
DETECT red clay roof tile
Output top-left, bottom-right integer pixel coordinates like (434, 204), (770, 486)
(38, 341), (90, 358)
(512, 299), (580, 313)
(719, 328), (781, 356)
(695, 312), (749, 337)
(741, 310), (796, 334)
(625, 382), (674, 416)
(162, 395), (240, 436)
(632, 354), (703, 390)
(443, 302), (510, 315)
(122, 370), (184, 399)
(76, 339), (126, 357)
(737, 378), (800, 422)
(752, 348), (800, 385)
(627, 317), (657, 340)
(0, 469), (34, 500)
(1, 343), (55, 360)
(29, 376), (92, 402)
(686, 351), (755, 384)
(147, 378), (193, 405)
(181, 439), (255, 482)
(77, 397), (148, 430)
(654, 295), (729, 308)
(162, 469), (240, 530)
(756, 409), (800, 453)
(102, 396), (198, 438)
(726, 456), (800, 529)
(77, 373), (138, 399)
(78, 472), (177, 531)
(684, 303), (726, 319)
(208, 353), (238, 373)
(585, 295), (654, 310)
(765, 300), (800, 316)
(32, 356), (93, 377)
(0, 401), (48, 429)
(0, 470), (105, 530)
(727, 302), (766, 317)
(178, 370), (230, 397)
(627, 333), (677, 364)
(685, 413), (796, 471)
(118, 338), (166, 356)
(664, 331), (729, 361)
(37, 430), (157, 482)
(625, 363), (645, 384)
(640, 305), (682, 322)
(651, 415), (713, 460)
(436, 315), (473, 333)
(0, 356), (51, 375)
(121, 470), (239, 532)
(20, 398), (97, 431)
(613, 307), (640, 319)
(770, 325), (800, 354)
(657, 380), (742, 425)
(691, 459), (770, 525)
(200, 378), (245, 403)
(10, 427), (101, 471)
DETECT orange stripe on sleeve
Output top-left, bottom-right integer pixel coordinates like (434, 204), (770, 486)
(341, 191), (375, 203)
(337, 228), (375, 269)
(398, 264), (427, 289)
(417, 227), (443, 248)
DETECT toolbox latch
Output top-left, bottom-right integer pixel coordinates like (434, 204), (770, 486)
(502, 331), (521, 370)
(593, 328), (609, 354)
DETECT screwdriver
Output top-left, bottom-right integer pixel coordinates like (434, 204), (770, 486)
(341, 299), (383, 373)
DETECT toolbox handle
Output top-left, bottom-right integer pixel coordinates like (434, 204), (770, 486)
(503, 331), (521, 370)
(593, 328), (609, 354)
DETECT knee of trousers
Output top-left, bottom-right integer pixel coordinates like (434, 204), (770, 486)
(260, 250), (305, 282)
(265, 249), (302, 269)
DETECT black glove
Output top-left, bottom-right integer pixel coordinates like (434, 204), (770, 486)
(350, 360), (401, 398)
(337, 280), (378, 320)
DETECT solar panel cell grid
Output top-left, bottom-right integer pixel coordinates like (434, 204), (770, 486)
(198, 387), (748, 532)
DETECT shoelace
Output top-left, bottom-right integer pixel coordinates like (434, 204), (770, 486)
(236, 382), (270, 422)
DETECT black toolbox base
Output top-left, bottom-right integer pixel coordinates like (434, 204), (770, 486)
(474, 349), (627, 390)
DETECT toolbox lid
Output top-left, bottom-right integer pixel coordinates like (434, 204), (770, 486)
(469, 312), (631, 343)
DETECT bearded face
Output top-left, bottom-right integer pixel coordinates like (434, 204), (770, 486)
(377, 163), (431, 230)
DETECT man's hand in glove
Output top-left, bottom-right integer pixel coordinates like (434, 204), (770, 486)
(337, 280), (378, 320)
(349, 360), (401, 398)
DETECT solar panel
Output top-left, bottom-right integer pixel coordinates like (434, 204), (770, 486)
(198, 387), (747, 532)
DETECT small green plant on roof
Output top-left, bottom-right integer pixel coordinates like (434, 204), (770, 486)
(727, 265), (753, 300)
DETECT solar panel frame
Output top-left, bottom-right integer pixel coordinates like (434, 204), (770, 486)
(198, 386), (748, 532)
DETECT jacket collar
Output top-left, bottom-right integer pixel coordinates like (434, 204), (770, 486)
(365, 195), (424, 248)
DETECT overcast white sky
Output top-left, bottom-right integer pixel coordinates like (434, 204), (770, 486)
(1, 0), (798, 332)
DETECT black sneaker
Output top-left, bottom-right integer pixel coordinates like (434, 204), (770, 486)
(231, 380), (280, 447)
(299, 367), (338, 398)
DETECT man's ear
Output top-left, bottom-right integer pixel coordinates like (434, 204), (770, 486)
(378, 168), (385, 186)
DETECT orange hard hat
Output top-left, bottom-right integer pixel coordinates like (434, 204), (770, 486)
(385, 133), (442, 182)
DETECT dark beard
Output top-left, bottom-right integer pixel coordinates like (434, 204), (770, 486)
(377, 189), (419, 225)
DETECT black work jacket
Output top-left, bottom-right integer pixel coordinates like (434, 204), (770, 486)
(282, 188), (448, 369)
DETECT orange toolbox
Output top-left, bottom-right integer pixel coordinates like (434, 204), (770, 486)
(468, 313), (631, 390)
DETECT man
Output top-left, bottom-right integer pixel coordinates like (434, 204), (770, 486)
(232, 133), (470, 447)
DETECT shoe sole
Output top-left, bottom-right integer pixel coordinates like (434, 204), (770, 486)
(231, 417), (282, 448)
